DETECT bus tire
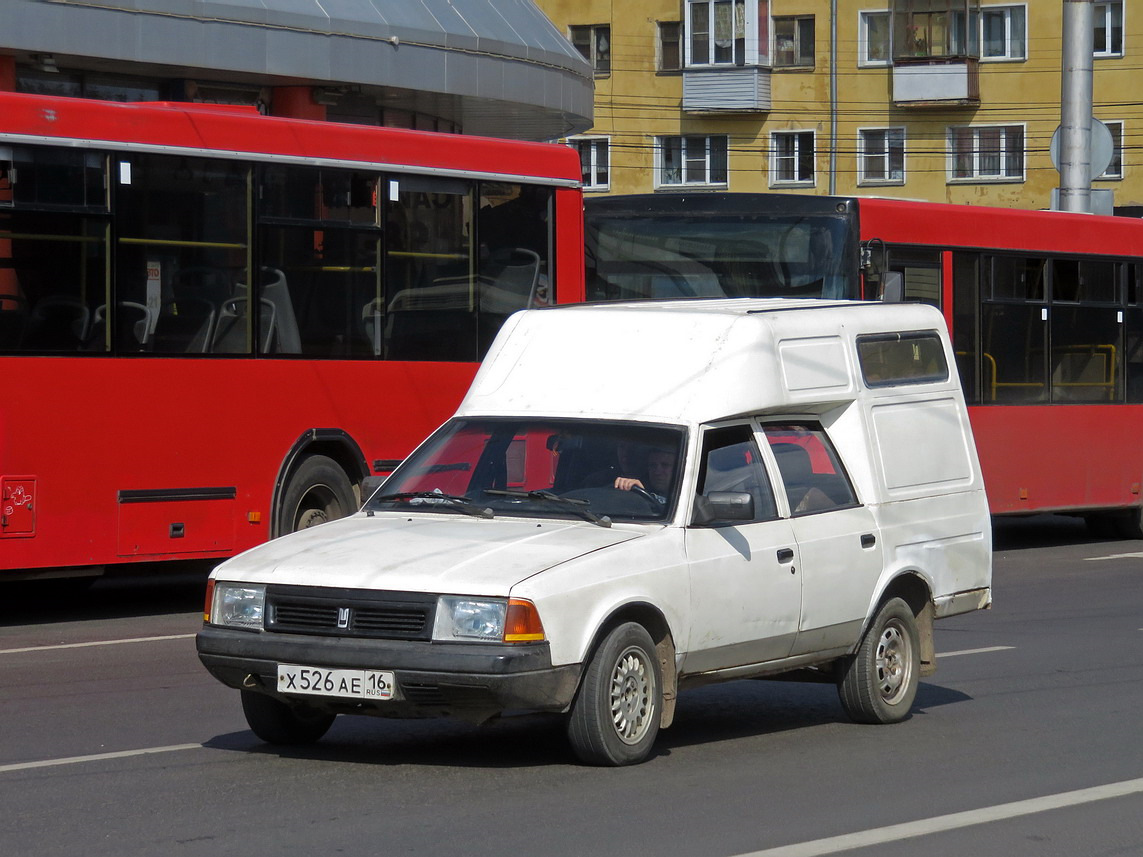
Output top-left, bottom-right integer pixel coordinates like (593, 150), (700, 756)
(1113, 508), (1143, 540)
(241, 690), (335, 745)
(567, 622), (661, 766)
(837, 597), (919, 725)
(280, 454), (356, 533)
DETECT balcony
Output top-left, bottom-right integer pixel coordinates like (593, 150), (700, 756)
(892, 57), (979, 106)
(683, 67), (771, 114)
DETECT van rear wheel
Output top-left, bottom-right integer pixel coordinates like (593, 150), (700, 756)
(837, 597), (919, 724)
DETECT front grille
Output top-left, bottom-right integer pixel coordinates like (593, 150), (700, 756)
(266, 585), (436, 641)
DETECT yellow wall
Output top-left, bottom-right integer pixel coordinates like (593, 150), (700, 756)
(540, 0), (1142, 210)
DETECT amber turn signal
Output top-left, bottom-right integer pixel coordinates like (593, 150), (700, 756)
(503, 598), (545, 642)
(203, 578), (215, 623)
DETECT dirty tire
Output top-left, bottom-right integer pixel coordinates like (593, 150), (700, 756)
(241, 689), (336, 745)
(838, 597), (919, 724)
(281, 454), (356, 533)
(568, 622), (661, 766)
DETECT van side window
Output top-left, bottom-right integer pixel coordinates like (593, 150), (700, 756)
(693, 425), (778, 524)
(857, 331), (948, 386)
(763, 424), (857, 516)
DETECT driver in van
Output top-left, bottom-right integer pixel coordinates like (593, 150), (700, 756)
(615, 446), (675, 504)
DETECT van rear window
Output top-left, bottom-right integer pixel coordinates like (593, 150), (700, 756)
(857, 331), (948, 386)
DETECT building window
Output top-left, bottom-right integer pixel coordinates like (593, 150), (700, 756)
(1093, 2), (1123, 57)
(949, 125), (1024, 181)
(570, 25), (611, 74)
(659, 21), (683, 71)
(981, 5), (1026, 60)
(1097, 120), (1124, 180)
(771, 131), (815, 185)
(774, 16), (815, 67)
(657, 135), (729, 187)
(687, 0), (746, 66)
(859, 11), (891, 65)
(859, 128), (905, 184)
(570, 137), (610, 191)
(892, 0), (978, 60)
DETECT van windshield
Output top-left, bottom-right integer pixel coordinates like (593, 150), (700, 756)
(367, 418), (687, 523)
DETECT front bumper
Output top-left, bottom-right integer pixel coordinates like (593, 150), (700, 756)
(196, 626), (582, 721)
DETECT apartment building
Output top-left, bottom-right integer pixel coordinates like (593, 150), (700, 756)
(540, 0), (1138, 210)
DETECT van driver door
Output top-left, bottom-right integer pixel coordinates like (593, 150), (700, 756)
(681, 423), (802, 673)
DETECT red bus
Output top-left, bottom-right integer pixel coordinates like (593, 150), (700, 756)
(0, 91), (583, 580)
(585, 193), (1143, 537)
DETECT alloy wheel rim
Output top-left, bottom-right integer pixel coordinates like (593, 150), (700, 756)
(609, 646), (654, 744)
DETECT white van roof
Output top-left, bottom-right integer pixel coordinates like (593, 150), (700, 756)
(457, 298), (955, 425)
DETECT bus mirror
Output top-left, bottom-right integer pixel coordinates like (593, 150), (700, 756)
(880, 271), (904, 303)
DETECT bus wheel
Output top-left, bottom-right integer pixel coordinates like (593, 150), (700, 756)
(837, 597), (919, 724)
(567, 622), (661, 766)
(281, 454), (356, 533)
(1113, 509), (1143, 540)
(241, 690), (334, 744)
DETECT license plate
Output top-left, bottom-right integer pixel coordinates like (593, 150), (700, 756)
(276, 664), (396, 700)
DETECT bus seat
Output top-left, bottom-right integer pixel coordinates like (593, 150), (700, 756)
(0, 293), (28, 348)
(23, 295), (90, 350)
(259, 267), (301, 353)
(212, 297), (276, 354)
(151, 298), (216, 353)
(361, 297), (384, 356)
(88, 301), (151, 351)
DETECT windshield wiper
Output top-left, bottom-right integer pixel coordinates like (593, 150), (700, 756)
(372, 491), (494, 519)
(484, 489), (611, 528)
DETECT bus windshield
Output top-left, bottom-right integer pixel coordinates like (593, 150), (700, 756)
(585, 195), (858, 303)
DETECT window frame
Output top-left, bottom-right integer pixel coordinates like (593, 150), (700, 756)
(947, 124), (1025, 183)
(773, 15), (816, 68)
(980, 3), (1026, 61)
(655, 135), (729, 189)
(1096, 119), (1124, 181)
(569, 24), (612, 75)
(858, 127), (906, 186)
(568, 136), (611, 192)
(686, 0), (748, 67)
(658, 20), (683, 72)
(769, 130), (816, 187)
(1093, 1), (1124, 58)
(858, 9), (892, 67)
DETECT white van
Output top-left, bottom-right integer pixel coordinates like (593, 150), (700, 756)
(197, 298), (992, 766)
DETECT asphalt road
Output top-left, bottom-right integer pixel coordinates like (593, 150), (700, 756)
(2, 515), (1141, 857)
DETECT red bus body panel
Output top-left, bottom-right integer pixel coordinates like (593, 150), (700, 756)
(0, 92), (583, 575)
(857, 197), (1143, 517)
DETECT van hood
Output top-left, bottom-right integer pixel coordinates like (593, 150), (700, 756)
(214, 513), (646, 595)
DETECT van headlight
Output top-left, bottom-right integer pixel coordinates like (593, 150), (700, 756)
(433, 596), (506, 641)
(431, 596), (545, 643)
(209, 582), (266, 630)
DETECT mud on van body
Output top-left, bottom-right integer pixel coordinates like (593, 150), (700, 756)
(197, 298), (992, 765)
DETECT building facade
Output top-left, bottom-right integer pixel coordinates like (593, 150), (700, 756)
(1, 0), (594, 141)
(542, 0), (1139, 210)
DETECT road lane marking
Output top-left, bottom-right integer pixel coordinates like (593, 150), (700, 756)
(0, 743), (203, 774)
(1085, 551), (1143, 561)
(0, 633), (196, 655)
(939, 646), (1015, 658)
(736, 776), (1143, 857)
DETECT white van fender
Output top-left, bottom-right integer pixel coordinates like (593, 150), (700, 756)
(861, 564), (938, 677)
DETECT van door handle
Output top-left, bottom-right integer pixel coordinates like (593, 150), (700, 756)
(861, 533), (877, 549)
(776, 548), (795, 563)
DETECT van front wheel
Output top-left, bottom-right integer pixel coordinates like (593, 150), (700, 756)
(568, 622), (661, 766)
(241, 690), (335, 745)
(837, 597), (919, 724)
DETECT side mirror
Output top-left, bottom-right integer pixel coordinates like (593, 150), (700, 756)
(692, 491), (755, 526)
(880, 271), (904, 303)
